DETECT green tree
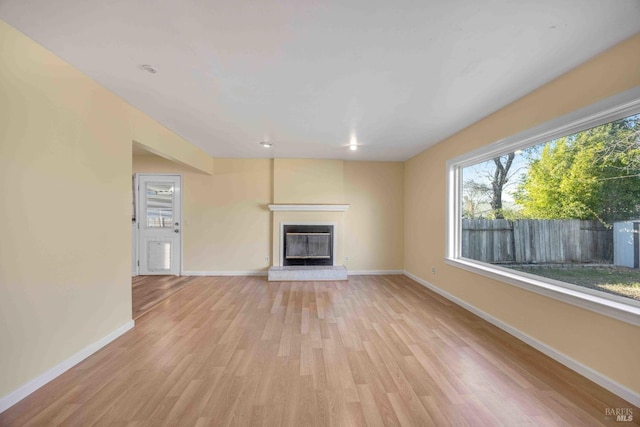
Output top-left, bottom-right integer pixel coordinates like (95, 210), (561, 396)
(515, 115), (640, 223)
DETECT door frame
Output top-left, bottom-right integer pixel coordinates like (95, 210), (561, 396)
(132, 173), (183, 276)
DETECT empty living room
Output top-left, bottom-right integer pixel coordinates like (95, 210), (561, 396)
(1, 1), (639, 425)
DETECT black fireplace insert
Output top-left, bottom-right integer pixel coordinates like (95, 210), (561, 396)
(283, 224), (333, 266)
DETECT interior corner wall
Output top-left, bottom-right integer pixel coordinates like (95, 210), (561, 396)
(133, 155), (273, 272)
(344, 161), (404, 271)
(129, 108), (213, 176)
(404, 33), (640, 395)
(0, 20), (133, 398)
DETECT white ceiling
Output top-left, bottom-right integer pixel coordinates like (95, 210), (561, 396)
(2, 1), (639, 161)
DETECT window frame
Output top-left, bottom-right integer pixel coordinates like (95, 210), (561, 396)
(446, 87), (640, 326)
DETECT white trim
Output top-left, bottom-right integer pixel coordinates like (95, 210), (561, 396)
(268, 204), (350, 212)
(446, 87), (640, 325)
(182, 270), (268, 276)
(445, 258), (640, 326)
(131, 220), (138, 277)
(0, 320), (135, 414)
(348, 270), (404, 275)
(403, 271), (640, 407)
(132, 175), (140, 277)
(279, 222), (338, 267)
(183, 270), (404, 276)
(446, 158), (462, 260)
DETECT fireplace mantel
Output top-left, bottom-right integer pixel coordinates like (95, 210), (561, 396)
(268, 204), (349, 212)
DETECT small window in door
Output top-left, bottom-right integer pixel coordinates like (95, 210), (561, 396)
(145, 183), (174, 228)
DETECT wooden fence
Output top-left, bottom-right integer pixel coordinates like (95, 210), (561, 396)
(461, 219), (613, 264)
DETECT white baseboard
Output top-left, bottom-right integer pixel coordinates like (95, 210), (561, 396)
(403, 271), (640, 407)
(182, 270), (403, 277)
(0, 320), (135, 414)
(348, 270), (404, 275)
(182, 270), (268, 277)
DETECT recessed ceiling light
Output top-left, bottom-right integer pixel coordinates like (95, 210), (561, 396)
(349, 133), (358, 151)
(140, 64), (158, 74)
(260, 141), (272, 148)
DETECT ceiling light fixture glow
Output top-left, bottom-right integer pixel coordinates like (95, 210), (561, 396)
(349, 133), (358, 151)
(260, 141), (272, 148)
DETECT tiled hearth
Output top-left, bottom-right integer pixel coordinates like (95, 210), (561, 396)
(267, 265), (348, 281)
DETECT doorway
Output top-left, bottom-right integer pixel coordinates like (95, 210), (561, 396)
(133, 174), (182, 275)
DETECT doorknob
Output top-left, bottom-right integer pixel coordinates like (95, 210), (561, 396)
(174, 229), (179, 233)
(175, 222), (179, 226)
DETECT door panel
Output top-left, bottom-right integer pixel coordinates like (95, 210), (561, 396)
(141, 238), (177, 273)
(137, 174), (181, 275)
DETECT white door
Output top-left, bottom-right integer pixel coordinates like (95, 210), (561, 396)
(136, 174), (182, 275)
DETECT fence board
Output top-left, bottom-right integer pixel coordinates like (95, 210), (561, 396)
(462, 219), (612, 264)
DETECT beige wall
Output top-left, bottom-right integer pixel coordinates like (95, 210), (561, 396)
(0, 20), (216, 400)
(133, 155), (273, 272)
(129, 108), (213, 175)
(0, 21), (133, 397)
(274, 159), (344, 204)
(271, 159), (404, 270)
(404, 33), (640, 394)
(344, 162), (404, 271)
(135, 155), (405, 272)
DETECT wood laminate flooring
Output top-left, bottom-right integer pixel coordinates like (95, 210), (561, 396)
(1, 275), (637, 426)
(132, 275), (197, 319)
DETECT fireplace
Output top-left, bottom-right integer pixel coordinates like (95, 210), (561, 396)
(268, 206), (347, 280)
(283, 224), (334, 266)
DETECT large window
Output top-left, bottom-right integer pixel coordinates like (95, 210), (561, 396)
(447, 89), (640, 324)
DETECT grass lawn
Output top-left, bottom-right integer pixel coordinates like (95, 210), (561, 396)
(509, 265), (640, 302)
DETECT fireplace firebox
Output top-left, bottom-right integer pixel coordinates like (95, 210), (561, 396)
(283, 224), (333, 266)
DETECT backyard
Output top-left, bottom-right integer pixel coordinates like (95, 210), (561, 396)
(510, 265), (640, 301)
(460, 112), (640, 304)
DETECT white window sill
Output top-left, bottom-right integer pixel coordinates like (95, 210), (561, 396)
(445, 257), (640, 327)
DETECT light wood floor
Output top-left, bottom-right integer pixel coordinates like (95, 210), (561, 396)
(1, 275), (637, 426)
(132, 275), (197, 319)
